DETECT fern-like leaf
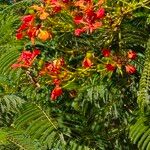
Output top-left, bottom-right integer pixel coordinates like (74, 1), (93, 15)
(13, 103), (64, 149)
(0, 95), (25, 126)
(137, 39), (150, 112)
(130, 115), (150, 150)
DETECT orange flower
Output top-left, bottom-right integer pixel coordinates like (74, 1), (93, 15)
(125, 65), (136, 74)
(38, 30), (50, 41)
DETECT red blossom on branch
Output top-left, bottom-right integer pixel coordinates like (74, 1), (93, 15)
(82, 57), (92, 68)
(127, 50), (137, 60)
(62, 0), (69, 3)
(51, 85), (63, 100)
(17, 15), (34, 33)
(16, 32), (23, 40)
(74, 28), (85, 36)
(106, 64), (115, 71)
(125, 65), (136, 74)
(40, 58), (65, 76)
(74, 15), (83, 24)
(12, 49), (40, 68)
(21, 15), (34, 23)
(16, 16), (41, 44)
(102, 49), (111, 57)
(73, 0), (105, 35)
(96, 8), (105, 19)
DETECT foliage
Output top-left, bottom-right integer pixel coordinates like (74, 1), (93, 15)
(0, 0), (150, 150)
(129, 113), (150, 150)
(137, 39), (150, 112)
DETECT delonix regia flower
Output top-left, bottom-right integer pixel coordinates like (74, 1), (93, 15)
(125, 65), (136, 74)
(106, 64), (116, 71)
(11, 49), (40, 68)
(51, 85), (63, 100)
(102, 49), (111, 57)
(82, 57), (93, 68)
(127, 50), (137, 60)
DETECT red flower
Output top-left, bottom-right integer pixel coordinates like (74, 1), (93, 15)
(33, 49), (41, 55)
(62, 0), (69, 3)
(53, 78), (61, 85)
(82, 57), (92, 68)
(127, 50), (137, 60)
(51, 85), (63, 100)
(46, 63), (60, 75)
(53, 6), (62, 13)
(17, 23), (28, 32)
(16, 32), (23, 40)
(11, 49), (40, 68)
(106, 64), (115, 71)
(85, 9), (97, 24)
(26, 25), (41, 44)
(87, 21), (102, 33)
(74, 28), (85, 36)
(21, 15), (34, 23)
(17, 15), (40, 43)
(40, 58), (64, 75)
(96, 8), (105, 19)
(74, 16), (83, 24)
(27, 27), (38, 39)
(102, 49), (111, 57)
(125, 65), (136, 74)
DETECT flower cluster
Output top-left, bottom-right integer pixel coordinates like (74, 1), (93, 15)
(39, 58), (66, 100)
(126, 50), (137, 74)
(16, 14), (50, 44)
(81, 49), (137, 75)
(16, 0), (105, 42)
(43, 0), (70, 14)
(12, 0), (139, 101)
(101, 49), (137, 74)
(74, 0), (105, 36)
(12, 49), (40, 68)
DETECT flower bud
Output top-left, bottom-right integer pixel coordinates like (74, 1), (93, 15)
(106, 64), (115, 71)
(74, 28), (85, 36)
(127, 50), (137, 60)
(96, 8), (105, 19)
(102, 49), (111, 57)
(51, 86), (63, 100)
(16, 32), (23, 40)
(38, 30), (50, 41)
(82, 58), (92, 68)
(125, 65), (136, 74)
